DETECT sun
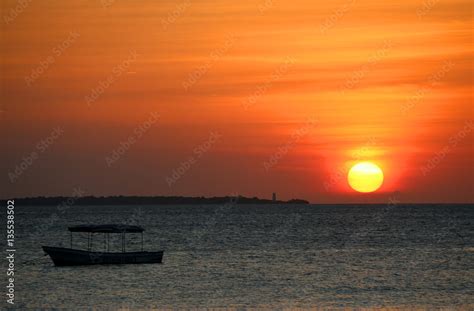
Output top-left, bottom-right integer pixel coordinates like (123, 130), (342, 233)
(348, 162), (384, 193)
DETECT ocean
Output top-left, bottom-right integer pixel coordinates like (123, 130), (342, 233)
(2, 204), (473, 310)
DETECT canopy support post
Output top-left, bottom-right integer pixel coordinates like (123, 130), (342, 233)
(141, 232), (144, 251)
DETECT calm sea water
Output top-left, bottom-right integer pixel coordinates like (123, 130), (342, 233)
(2, 204), (473, 310)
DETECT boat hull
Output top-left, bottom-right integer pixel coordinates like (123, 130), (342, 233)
(42, 246), (163, 266)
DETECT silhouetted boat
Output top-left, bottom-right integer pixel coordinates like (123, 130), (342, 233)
(42, 224), (163, 266)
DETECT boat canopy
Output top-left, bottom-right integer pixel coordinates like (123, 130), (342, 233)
(68, 224), (144, 233)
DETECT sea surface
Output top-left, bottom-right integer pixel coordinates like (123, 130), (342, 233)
(1, 204), (473, 310)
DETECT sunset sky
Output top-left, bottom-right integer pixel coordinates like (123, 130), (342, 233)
(1, 0), (472, 203)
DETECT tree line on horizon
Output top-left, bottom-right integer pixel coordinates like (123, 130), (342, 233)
(6, 195), (309, 206)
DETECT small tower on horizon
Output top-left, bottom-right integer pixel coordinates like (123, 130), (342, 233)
(272, 192), (276, 202)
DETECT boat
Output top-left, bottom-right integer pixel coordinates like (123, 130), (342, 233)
(42, 224), (164, 266)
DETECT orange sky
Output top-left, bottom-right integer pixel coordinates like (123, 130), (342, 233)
(1, 0), (472, 203)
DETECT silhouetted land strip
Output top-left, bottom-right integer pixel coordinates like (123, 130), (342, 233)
(9, 196), (309, 206)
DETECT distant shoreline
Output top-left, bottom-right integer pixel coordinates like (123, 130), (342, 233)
(2, 197), (472, 206)
(4, 196), (310, 206)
